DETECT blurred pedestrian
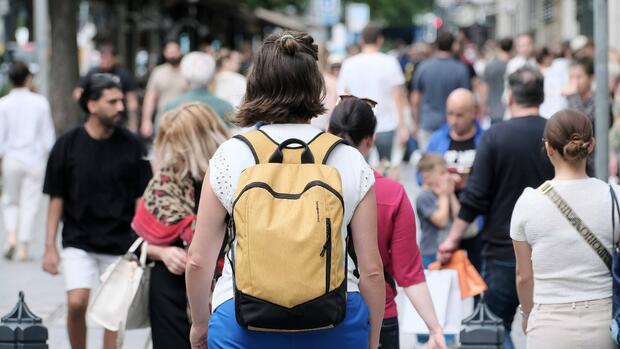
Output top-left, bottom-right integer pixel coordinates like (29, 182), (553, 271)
(186, 31), (384, 349)
(131, 103), (229, 349)
(506, 33), (537, 77)
(482, 38), (512, 123)
(214, 49), (247, 109)
(512, 110), (617, 349)
(76, 43), (140, 133)
(438, 66), (554, 349)
(163, 52), (233, 125)
(539, 47), (569, 119)
(0, 61), (55, 261)
(42, 74), (152, 349)
(564, 58), (595, 122)
(411, 31), (471, 149)
(337, 23), (409, 161)
(329, 96), (446, 349)
(140, 39), (188, 138)
(311, 45), (339, 130)
(426, 89), (484, 270)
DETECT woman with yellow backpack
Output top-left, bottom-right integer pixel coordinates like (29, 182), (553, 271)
(185, 31), (385, 348)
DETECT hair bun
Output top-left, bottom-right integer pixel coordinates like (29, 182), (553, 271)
(562, 133), (590, 161)
(278, 34), (300, 56)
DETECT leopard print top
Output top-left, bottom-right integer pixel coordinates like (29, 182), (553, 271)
(143, 166), (196, 226)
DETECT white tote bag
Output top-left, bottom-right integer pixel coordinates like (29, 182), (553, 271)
(397, 269), (463, 335)
(88, 238), (150, 332)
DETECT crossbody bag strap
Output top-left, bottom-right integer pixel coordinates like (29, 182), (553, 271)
(539, 181), (612, 271)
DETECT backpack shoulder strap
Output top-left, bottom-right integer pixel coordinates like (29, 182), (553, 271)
(308, 132), (345, 165)
(233, 129), (279, 164)
(538, 180), (612, 270)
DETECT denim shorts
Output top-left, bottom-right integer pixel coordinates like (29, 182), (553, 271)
(208, 292), (370, 349)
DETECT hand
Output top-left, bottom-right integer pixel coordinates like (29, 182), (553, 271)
(42, 246), (60, 275)
(437, 238), (459, 264)
(427, 328), (448, 349)
(397, 124), (410, 146)
(161, 246), (187, 275)
(140, 121), (153, 138)
(190, 323), (209, 349)
(521, 315), (529, 335)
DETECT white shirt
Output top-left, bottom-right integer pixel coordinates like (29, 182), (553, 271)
(540, 58), (569, 118)
(0, 88), (55, 167)
(209, 124), (375, 310)
(511, 178), (620, 304)
(214, 71), (246, 109)
(337, 52), (406, 133)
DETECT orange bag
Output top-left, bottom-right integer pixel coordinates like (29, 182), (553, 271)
(428, 250), (487, 299)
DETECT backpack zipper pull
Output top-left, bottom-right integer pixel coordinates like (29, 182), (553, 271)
(320, 242), (328, 257)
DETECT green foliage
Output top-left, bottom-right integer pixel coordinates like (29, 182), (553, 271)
(241, 0), (433, 26)
(352, 0), (433, 25)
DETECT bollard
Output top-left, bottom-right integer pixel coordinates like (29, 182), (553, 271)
(0, 291), (48, 349)
(459, 298), (504, 349)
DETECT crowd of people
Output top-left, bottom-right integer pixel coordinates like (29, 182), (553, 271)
(1, 19), (620, 349)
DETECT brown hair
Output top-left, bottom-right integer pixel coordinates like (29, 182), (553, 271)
(418, 153), (447, 174)
(155, 103), (230, 180)
(544, 109), (593, 163)
(232, 31), (326, 127)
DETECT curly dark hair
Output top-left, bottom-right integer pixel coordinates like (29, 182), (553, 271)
(232, 31), (326, 127)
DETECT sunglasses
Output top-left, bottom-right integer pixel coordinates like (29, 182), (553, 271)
(338, 94), (378, 108)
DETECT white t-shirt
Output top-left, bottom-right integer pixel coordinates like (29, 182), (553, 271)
(337, 52), (405, 133)
(209, 123), (375, 310)
(510, 178), (620, 304)
(214, 71), (247, 109)
(0, 88), (55, 167)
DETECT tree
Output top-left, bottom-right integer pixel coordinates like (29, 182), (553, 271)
(49, 0), (80, 135)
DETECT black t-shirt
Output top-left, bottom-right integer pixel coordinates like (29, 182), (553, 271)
(446, 136), (476, 175)
(43, 127), (152, 255)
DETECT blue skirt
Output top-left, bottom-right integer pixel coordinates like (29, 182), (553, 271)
(208, 292), (370, 349)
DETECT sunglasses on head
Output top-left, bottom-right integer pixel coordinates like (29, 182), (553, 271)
(338, 94), (378, 108)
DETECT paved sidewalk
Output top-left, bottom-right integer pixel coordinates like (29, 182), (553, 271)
(0, 227), (151, 348)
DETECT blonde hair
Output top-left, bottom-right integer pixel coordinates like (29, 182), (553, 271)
(155, 103), (229, 180)
(417, 153), (447, 174)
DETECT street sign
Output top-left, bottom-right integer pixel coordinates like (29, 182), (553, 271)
(310, 0), (341, 26)
(346, 3), (370, 33)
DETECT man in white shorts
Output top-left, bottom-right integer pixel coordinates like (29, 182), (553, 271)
(42, 74), (152, 349)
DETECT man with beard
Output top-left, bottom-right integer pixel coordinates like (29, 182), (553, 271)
(140, 40), (188, 138)
(42, 74), (152, 349)
(76, 43), (140, 133)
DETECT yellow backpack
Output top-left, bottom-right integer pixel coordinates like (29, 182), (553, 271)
(228, 129), (348, 331)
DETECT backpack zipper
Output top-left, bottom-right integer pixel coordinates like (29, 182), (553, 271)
(320, 218), (332, 294)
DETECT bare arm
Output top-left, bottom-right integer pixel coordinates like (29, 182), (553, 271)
(429, 195), (450, 228)
(186, 168), (228, 344)
(514, 240), (534, 313)
(351, 188), (385, 349)
(392, 85), (408, 144)
(449, 193), (460, 220)
(126, 91), (140, 134)
(473, 77), (488, 121)
(403, 283), (444, 338)
(140, 89), (157, 138)
(42, 197), (63, 275)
